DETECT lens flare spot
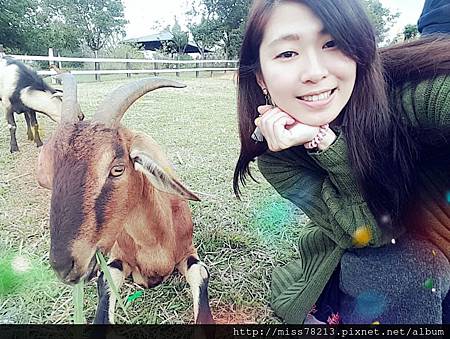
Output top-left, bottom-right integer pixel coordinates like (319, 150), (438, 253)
(352, 226), (372, 247)
(11, 255), (31, 274)
(380, 214), (391, 225)
(252, 196), (301, 243)
(447, 191), (450, 204)
(432, 250), (437, 257)
(355, 291), (386, 319)
(424, 278), (433, 290)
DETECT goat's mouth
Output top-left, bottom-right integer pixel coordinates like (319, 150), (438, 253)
(64, 255), (98, 285)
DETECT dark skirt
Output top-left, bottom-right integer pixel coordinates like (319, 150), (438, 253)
(338, 234), (450, 324)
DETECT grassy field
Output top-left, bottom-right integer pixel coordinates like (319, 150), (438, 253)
(0, 73), (308, 324)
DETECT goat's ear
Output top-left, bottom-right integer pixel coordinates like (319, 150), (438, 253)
(130, 150), (200, 201)
(36, 139), (54, 189)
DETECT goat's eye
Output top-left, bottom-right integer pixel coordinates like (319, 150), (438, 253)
(110, 165), (125, 177)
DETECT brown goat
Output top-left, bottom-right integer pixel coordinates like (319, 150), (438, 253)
(36, 74), (213, 324)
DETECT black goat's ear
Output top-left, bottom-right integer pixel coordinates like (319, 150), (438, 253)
(130, 150), (200, 201)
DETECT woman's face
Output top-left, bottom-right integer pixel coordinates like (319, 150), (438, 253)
(257, 2), (357, 126)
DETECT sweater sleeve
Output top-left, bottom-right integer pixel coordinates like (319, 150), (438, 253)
(397, 74), (450, 130)
(257, 137), (387, 249)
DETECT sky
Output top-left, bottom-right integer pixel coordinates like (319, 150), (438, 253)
(122, 0), (426, 40)
(379, 0), (425, 39)
(122, 0), (192, 39)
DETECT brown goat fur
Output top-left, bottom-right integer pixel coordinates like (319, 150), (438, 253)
(38, 121), (199, 287)
(37, 77), (213, 324)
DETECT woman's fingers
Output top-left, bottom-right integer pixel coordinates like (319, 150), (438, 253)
(254, 106), (320, 151)
(265, 112), (291, 151)
(255, 107), (297, 151)
(257, 105), (273, 116)
(272, 116), (299, 150)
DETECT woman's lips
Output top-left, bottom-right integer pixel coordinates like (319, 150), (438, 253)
(297, 88), (337, 109)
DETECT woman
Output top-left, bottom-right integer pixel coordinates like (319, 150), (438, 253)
(233, 0), (450, 324)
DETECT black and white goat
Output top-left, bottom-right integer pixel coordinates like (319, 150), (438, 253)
(0, 57), (80, 152)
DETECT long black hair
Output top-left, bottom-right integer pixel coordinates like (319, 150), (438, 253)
(233, 0), (450, 226)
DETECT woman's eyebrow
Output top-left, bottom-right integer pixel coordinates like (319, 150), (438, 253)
(268, 33), (300, 47)
(268, 29), (329, 47)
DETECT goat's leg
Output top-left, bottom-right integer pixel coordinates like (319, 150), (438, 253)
(6, 107), (19, 153)
(24, 112), (34, 141)
(94, 259), (125, 324)
(177, 253), (214, 324)
(29, 111), (43, 147)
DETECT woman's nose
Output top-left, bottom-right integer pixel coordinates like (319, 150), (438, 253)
(300, 51), (329, 83)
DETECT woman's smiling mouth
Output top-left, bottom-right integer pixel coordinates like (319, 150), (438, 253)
(298, 88), (337, 108)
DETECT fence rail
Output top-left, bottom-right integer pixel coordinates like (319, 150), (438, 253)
(10, 54), (238, 65)
(6, 52), (239, 79)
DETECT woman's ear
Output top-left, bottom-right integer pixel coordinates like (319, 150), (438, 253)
(256, 72), (267, 91)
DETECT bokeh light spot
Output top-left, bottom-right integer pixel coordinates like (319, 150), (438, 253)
(352, 226), (372, 247)
(355, 291), (386, 319)
(424, 278), (434, 290)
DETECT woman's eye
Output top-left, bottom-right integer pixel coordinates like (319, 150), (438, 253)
(276, 51), (297, 59)
(110, 165), (125, 177)
(323, 40), (337, 49)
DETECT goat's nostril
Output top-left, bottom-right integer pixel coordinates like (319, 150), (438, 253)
(50, 256), (75, 280)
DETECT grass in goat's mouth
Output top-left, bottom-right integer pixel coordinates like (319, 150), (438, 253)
(72, 251), (130, 324)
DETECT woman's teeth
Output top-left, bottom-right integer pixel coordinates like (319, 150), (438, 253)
(300, 90), (332, 102)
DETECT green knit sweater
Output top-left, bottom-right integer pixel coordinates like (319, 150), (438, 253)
(257, 75), (450, 324)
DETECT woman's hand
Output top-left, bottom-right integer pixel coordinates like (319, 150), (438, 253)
(255, 105), (320, 152)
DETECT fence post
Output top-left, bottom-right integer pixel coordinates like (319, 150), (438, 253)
(153, 62), (158, 76)
(0, 44), (4, 58)
(126, 53), (131, 78)
(55, 52), (63, 85)
(224, 61), (228, 74)
(94, 50), (101, 81)
(48, 48), (57, 84)
(195, 62), (199, 78)
(176, 55), (180, 77)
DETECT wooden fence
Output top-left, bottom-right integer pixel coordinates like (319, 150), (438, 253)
(7, 51), (239, 80)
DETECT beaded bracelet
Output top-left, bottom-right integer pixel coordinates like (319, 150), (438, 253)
(304, 124), (329, 149)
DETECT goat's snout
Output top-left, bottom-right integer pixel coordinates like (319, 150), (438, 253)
(49, 253), (75, 282)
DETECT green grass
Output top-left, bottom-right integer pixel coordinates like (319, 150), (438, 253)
(0, 73), (308, 324)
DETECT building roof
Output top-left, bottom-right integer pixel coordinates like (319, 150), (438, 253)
(124, 30), (210, 54)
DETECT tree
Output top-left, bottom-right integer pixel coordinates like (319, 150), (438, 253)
(187, 0), (250, 59)
(0, 0), (126, 56)
(0, 0), (79, 55)
(0, 0), (35, 53)
(159, 19), (189, 57)
(187, 15), (221, 59)
(57, 0), (127, 54)
(170, 18), (189, 55)
(403, 24), (419, 41)
(363, 0), (400, 45)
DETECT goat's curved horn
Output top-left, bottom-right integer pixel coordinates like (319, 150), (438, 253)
(51, 91), (64, 99)
(55, 72), (83, 123)
(93, 78), (186, 126)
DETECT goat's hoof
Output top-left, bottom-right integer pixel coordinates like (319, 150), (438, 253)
(36, 141), (43, 147)
(10, 145), (19, 153)
(27, 135), (34, 141)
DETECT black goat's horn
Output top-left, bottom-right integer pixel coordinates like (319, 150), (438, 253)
(55, 72), (83, 123)
(93, 78), (186, 126)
